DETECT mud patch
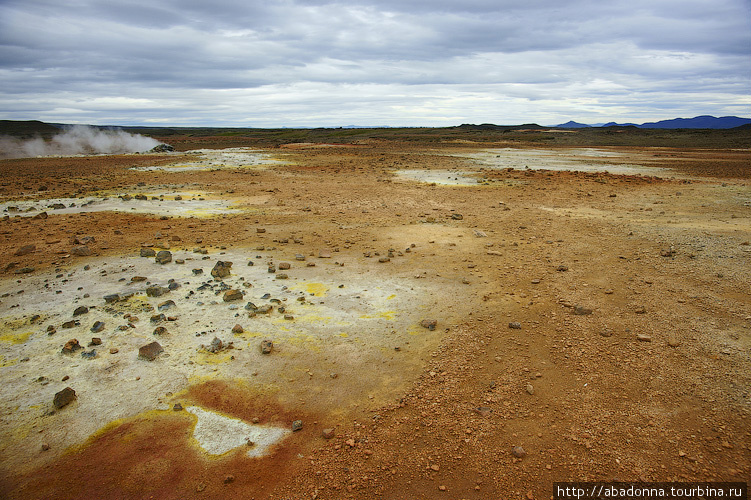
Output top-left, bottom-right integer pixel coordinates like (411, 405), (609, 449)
(131, 148), (288, 172)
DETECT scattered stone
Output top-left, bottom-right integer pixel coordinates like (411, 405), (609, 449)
(526, 383), (535, 395)
(131, 276), (147, 282)
(41, 443), (50, 451)
(451, 213), (463, 220)
(292, 420), (303, 432)
(62, 320), (78, 329)
(573, 305), (593, 315)
(33, 211), (48, 219)
(153, 326), (168, 336)
(261, 339), (273, 354)
(14, 244), (36, 256)
(14, 266), (35, 274)
(556, 265), (568, 272)
(278, 262), (291, 270)
(89, 337), (102, 346)
(508, 322), (522, 329)
(109, 348), (119, 354)
(73, 306), (89, 316)
(319, 250), (332, 258)
(322, 428), (335, 439)
(378, 256), (390, 263)
(512, 446), (527, 458)
(158, 300), (175, 311)
(636, 334), (652, 342)
(223, 289), (243, 302)
(146, 285), (169, 297)
(232, 324), (244, 334)
(420, 319), (438, 331)
(53, 387), (76, 409)
(138, 341), (163, 361)
(81, 349), (97, 359)
(207, 337), (224, 353)
(600, 328), (613, 337)
(192, 268), (203, 275)
(667, 334), (681, 347)
(155, 250), (172, 264)
(71, 245), (92, 257)
(62, 339), (81, 354)
(140, 247), (156, 257)
(211, 261), (232, 279)
(150, 313), (166, 324)
(276, 273), (288, 280)
(223, 475), (235, 485)
(173, 403), (183, 411)
(634, 305), (647, 314)
(660, 247), (676, 257)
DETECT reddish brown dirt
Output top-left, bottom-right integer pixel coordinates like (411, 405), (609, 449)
(0, 139), (749, 499)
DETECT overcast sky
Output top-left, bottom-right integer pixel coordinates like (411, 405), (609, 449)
(1, 0), (749, 127)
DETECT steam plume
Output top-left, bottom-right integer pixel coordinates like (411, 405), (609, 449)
(0, 125), (161, 159)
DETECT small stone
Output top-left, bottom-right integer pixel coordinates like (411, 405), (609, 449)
(155, 250), (172, 264)
(138, 341), (163, 361)
(232, 324), (244, 334)
(53, 387), (76, 409)
(512, 446), (526, 458)
(211, 261), (233, 279)
(14, 244), (36, 256)
(322, 428), (335, 439)
(420, 319), (438, 331)
(207, 337), (223, 353)
(635, 305), (647, 314)
(140, 247), (156, 257)
(451, 213), (463, 220)
(660, 247), (676, 257)
(73, 306), (89, 316)
(223, 475), (235, 484)
(146, 285), (169, 297)
(158, 300), (175, 311)
(318, 250), (332, 258)
(109, 348), (119, 354)
(278, 262), (291, 270)
(636, 334), (652, 342)
(378, 256), (390, 263)
(573, 305), (593, 315)
(556, 265), (568, 272)
(131, 276), (147, 282)
(667, 335), (681, 347)
(153, 326), (168, 336)
(600, 328), (613, 337)
(439, 485), (447, 491)
(89, 337), (102, 346)
(62, 339), (81, 354)
(261, 339), (273, 354)
(509, 322), (522, 329)
(223, 289), (243, 302)
(292, 420), (303, 432)
(41, 443), (50, 451)
(173, 403), (183, 411)
(62, 320), (78, 329)
(526, 383), (534, 395)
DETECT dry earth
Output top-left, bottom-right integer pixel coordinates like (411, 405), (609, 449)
(0, 138), (749, 499)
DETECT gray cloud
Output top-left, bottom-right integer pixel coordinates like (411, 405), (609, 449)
(0, 0), (748, 126)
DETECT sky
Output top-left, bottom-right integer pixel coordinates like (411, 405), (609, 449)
(0, 0), (749, 127)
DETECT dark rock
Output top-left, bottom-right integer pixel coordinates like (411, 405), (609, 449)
(138, 341), (163, 361)
(146, 285), (169, 297)
(33, 211), (48, 219)
(149, 143), (174, 153)
(140, 247), (156, 258)
(153, 326), (168, 335)
(73, 235), (95, 245)
(71, 245), (92, 257)
(211, 261), (232, 279)
(14, 267), (35, 274)
(192, 268), (203, 275)
(207, 337), (223, 353)
(261, 339), (273, 354)
(173, 403), (183, 411)
(155, 250), (172, 264)
(292, 420), (303, 432)
(223, 289), (243, 302)
(53, 387), (76, 409)
(81, 349), (97, 359)
(14, 244), (36, 256)
(232, 324), (244, 334)
(158, 300), (175, 311)
(420, 319), (438, 331)
(278, 262), (291, 270)
(508, 322), (522, 329)
(573, 305), (593, 315)
(73, 306), (89, 316)
(512, 446), (526, 458)
(62, 320), (79, 329)
(451, 213), (463, 220)
(150, 313), (166, 323)
(557, 265), (569, 272)
(103, 294), (121, 303)
(89, 337), (102, 346)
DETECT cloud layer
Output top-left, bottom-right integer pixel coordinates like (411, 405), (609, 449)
(1, 0), (749, 126)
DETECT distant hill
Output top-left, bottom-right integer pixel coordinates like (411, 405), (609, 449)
(0, 120), (61, 138)
(556, 115), (751, 129)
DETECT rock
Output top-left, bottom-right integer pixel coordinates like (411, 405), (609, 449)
(319, 250), (332, 259)
(207, 337), (223, 353)
(223, 475), (235, 484)
(73, 235), (95, 245)
(276, 273), (288, 279)
(138, 341), (163, 361)
(103, 294), (122, 303)
(149, 143), (174, 152)
(81, 349), (97, 359)
(278, 262), (291, 270)
(211, 261), (232, 279)
(378, 256), (390, 263)
(667, 334), (681, 347)
(261, 339), (273, 354)
(91, 321), (105, 333)
(634, 305), (647, 314)
(62, 320), (78, 329)
(526, 383), (535, 395)
(232, 324), (244, 334)
(223, 289), (243, 302)
(557, 265), (568, 272)
(600, 328), (613, 337)
(150, 313), (166, 324)
(140, 247), (156, 257)
(509, 322), (522, 329)
(573, 305), (593, 315)
(89, 337), (102, 346)
(292, 420), (303, 432)
(155, 250), (172, 264)
(71, 245), (92, 256)
(660, 247), (676, 257)
(158, 300), (175, 311)
(322, 428), (335, 439)
(512, 446), (527, 458)
(131, 276), (147, 282)
(146, 285), (169, 297)
(14, 266), (35, 274)
(420, 319), (438, 331)
(53, 387), (76, 409)
(33, 211), (48, 219)
(14, 244), (36, 256)
(73, 306), (89, 316)
(192, 268), (203, 275)
(173, 403), (183, 411)
(153, 326), (168, 336)
(636, 334), (652, 342)
(62, 339), (81, 354)
(451, 213), (463, 220)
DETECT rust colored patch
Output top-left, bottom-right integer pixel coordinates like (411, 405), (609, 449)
(1, 380), (317, 500)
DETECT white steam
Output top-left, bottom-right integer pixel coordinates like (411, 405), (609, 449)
(0, 125), (161, 159)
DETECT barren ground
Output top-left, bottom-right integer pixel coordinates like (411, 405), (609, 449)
(0, 138), (749, 499)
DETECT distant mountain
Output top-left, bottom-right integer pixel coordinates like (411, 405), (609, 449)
(556, 121), (590, 128)
(0, 120), (61, 138)
(555, 115), (751, 129)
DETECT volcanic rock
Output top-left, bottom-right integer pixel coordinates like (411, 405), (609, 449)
(138, 341), (163, 361)
(155, 250), (172, 264)
(53, 387), (77, 409)
(211, 261), (232, 279)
